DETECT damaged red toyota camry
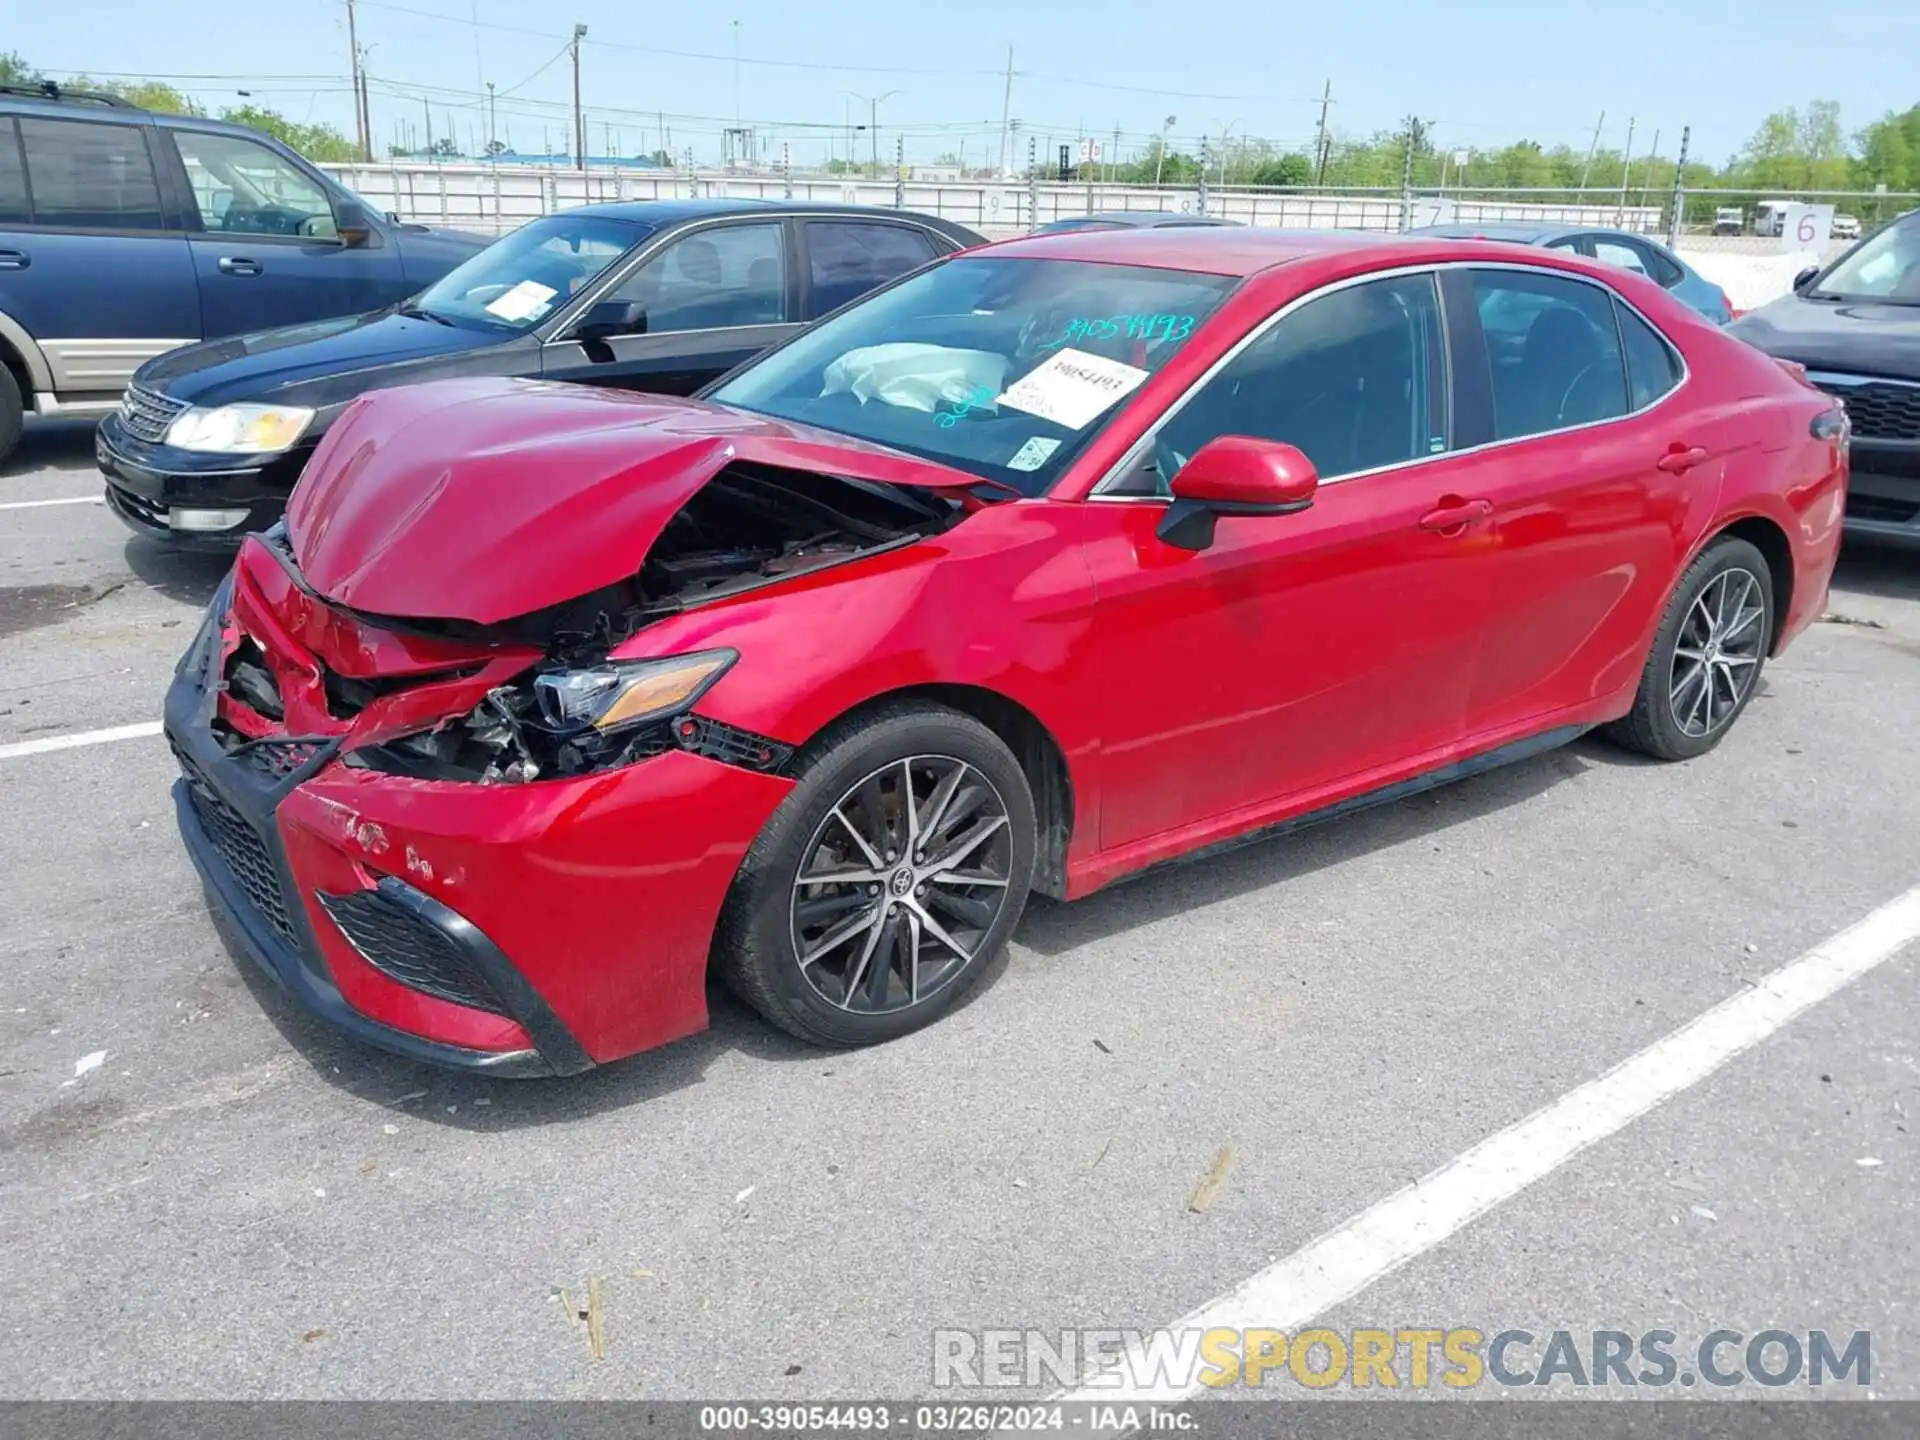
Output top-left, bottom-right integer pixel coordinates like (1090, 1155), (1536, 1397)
(166, 228), (1848, 1075)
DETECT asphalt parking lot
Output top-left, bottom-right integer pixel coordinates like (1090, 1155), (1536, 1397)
(3, 415), (1918, 1402)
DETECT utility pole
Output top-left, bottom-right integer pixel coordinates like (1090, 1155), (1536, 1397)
(1666, 125), (1690, 249)
(345, 0), (370, 161)
(422, 95), (432, 160)
(1197, 135), (1210, 215)
(1399, 125), (1415, 231)
(1615, 116), (1636, 223)
(485, 80), (496, 157)
(870, 97), (879, 175)
(1578, 110), (1605, 191)
(570, 23), (588, 170)
(996, 44), (1014, 178)
(894, 134), (905, 208)
(1111, 124), (1121, 184)
(1313, 79), (1332, 186)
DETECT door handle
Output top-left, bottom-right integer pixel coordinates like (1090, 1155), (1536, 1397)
(1418, 497), (1492, 532)
(0, 248), (28, 270)
(1656, 445), (1710, 474)
(217, 256), (262, 276)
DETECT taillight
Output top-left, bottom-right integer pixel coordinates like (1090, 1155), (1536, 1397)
(1811, 405), (1849, 443)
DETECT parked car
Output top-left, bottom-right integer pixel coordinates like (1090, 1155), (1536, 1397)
(0, 82), (486, 468)
(1832, 214), (1861, 241)
(163, 227), (1845, 1075)
(98, 198), (982, 544)
(1032, 211), (1239, 235)
(1714, 207), (1744, 236)
(1408, 222), (1735, 323)
(1729, 206), (1920, 543)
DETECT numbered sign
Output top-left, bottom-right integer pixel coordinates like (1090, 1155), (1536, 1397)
(1409, 198), (1458, 228)
(1777, 204), (1835, 253)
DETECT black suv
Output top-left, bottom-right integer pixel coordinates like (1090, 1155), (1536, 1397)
(1730, 208), (1920, 544)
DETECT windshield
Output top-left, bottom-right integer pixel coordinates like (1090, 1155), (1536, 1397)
(709, 256), (1235, 496)
(1811, 213), (1920, 302)
(410, 214), (651, 331)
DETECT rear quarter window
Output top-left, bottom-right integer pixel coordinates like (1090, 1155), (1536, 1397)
(16, 117), (166, 231)
(1616, 301), (1683, 409)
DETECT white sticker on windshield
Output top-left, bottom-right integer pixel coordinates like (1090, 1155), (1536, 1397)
(997, 347), (1150, 431)
(484, 279), (559, 322)
(1006, 436), (1062, 472)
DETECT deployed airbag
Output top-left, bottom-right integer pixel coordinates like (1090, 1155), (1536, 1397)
(820, 343), (1008, 414)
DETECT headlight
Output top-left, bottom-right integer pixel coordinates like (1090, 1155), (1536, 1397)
(348, 649), (740, 784)
(164, 403), (315, 454)
(532, 651), (737, 735)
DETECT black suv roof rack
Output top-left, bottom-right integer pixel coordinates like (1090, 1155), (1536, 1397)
(0, 81), (138, 110)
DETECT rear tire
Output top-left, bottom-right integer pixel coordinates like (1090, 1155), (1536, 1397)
(1604, 535), (1773, 762)
(715, 702), (1035, 1048)
(0, 366), (22, 473)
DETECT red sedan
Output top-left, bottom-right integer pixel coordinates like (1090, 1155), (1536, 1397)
(164, 228), (1848, 1075)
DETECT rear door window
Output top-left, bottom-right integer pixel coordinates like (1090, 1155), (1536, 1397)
(806, 221), (939, 315)
(1468, 270), (1629, 439)
(17, 117), (166, 231)
(1590, 237), (1653, 279)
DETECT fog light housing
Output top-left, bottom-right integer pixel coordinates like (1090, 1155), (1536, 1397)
(168, 507), (251, 532)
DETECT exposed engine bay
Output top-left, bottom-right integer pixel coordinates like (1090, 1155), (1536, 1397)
(331, 465), (969, 784)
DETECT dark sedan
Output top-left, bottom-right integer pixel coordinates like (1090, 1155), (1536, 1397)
(1408, 222), (1734, 325)
(1031, 211), (1239, 235)
(1730, 207), (1920, 544)
(98, 198), (982, 546)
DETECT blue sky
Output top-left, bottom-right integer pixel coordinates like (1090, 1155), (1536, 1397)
(12, 0), (1919, 168)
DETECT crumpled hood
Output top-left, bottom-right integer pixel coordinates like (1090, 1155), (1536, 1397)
(286, 377), (988, 624)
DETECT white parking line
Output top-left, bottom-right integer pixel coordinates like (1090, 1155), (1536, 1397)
(0, 495), (103, 510)
(0, 721), (163, 762)
(1060, 882), (1920, 1405)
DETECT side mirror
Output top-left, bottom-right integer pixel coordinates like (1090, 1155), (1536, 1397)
(334, 199), (377, 248)
(574, 299), (648, 345)
(1157, 436), (1318, 550)
(1793, 266), (1820, 293)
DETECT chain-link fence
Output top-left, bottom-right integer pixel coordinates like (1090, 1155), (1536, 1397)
(323, 162), (1917, 312)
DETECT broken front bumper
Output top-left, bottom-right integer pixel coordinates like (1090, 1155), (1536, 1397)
(165, 664), (795, 1074)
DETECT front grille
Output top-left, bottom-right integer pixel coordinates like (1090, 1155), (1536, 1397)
(119, 385), (190, 444)
(173, 741), (299, 947)
(1820, 378), (1920, 442)
(316, 888), (509, 1016)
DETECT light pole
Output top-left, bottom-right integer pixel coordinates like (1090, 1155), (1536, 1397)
(1154, 114), (1176, 188)
(729, 20), (742, 124)
(842, 90), (902, 177)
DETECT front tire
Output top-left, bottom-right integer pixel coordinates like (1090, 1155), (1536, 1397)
(0, 366), (22, 472)
(715, 703), (1036, 1047)
(1605, 535), (1773, 761)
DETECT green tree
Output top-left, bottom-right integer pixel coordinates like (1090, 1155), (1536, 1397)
(218, 105), (357, 163)
(59, 73), (199, 114)
(0, 51), (40, 87)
